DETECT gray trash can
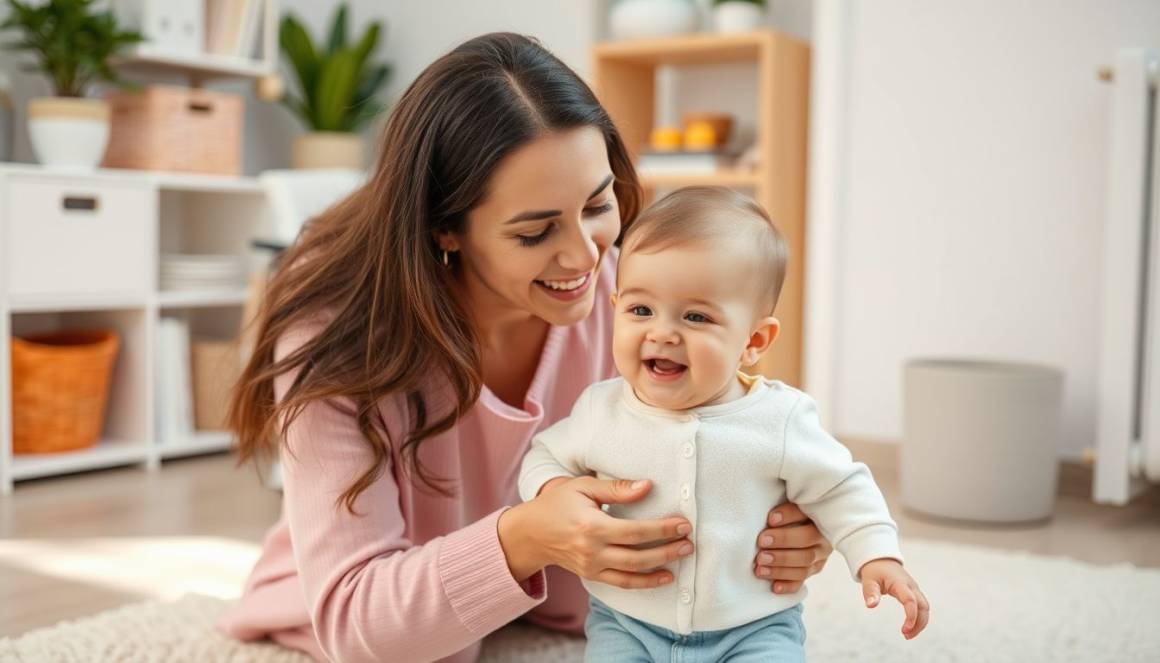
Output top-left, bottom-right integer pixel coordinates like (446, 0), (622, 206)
(902, 359), (1064, 523)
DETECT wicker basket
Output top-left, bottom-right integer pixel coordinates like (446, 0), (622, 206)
(11, 329), (119, 454)
(102, 85), (243, 175)
(190, 338), (241, 430)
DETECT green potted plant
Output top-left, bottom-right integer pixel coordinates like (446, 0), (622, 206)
(0, 0), (142, 168)
(280, 3), (390, 169)
(711, 0), (767, 33)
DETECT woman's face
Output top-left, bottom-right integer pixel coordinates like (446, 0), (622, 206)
(452, 126), (621, 327)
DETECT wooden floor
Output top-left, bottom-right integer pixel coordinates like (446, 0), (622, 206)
(1, 442), (1158, 638)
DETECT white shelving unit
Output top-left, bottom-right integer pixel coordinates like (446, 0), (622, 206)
(111, 0), (279, 85)
(0, 164), (272, 494)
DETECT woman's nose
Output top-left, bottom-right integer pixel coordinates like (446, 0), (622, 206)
(556, 221), (599, 273)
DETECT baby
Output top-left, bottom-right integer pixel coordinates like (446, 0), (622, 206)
(517, 186), (928, 661)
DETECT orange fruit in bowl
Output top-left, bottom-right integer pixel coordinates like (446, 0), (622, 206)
(650, 126), (683, 152)
(683, 121), (719, 151)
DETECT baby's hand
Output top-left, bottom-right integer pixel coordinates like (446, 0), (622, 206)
(858, 558), (930, 640)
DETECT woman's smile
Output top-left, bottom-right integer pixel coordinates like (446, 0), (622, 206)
(535, 270), (593, 301)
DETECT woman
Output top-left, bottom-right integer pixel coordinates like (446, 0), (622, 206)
(217, 33), (834, 663)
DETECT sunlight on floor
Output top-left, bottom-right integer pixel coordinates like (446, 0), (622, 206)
(0, 537), (261, 601)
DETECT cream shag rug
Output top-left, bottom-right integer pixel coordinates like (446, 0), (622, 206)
(2, 539), (1158, 662)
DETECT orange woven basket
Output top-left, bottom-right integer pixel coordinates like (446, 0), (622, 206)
(11, 329), (120, 455)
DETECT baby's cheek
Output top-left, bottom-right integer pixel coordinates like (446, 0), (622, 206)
(692, 337), (732, 374)
(610, 327), (639, 377)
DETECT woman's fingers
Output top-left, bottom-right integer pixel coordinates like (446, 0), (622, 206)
(577, 477), (653, 506)
(752, 544), (829, 594)
(767, 502), (811, 527)
(601, 514), (692, 546)
(756, 523), (825, 550)
(604, 539), (693, 573)
(595, 568), (675, 590)
(770, 580), (803, 594)
(754, 564), (809, 581)
(755, 548), (816, 568)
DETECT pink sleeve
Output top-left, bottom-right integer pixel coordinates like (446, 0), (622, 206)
(275, 320), (546, 662)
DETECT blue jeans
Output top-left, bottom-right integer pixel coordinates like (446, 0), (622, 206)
(584, 596), (806, 663)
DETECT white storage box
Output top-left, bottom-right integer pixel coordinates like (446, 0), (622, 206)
(3, 175), (152, 300)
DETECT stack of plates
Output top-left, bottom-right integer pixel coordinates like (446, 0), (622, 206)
(161, 254), (247, 292)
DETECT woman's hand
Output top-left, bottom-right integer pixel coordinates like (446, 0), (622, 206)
(498, 477), (694, 588)
(752, 502), (834, 594)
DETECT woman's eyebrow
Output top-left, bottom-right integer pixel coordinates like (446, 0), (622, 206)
(588, 174), (614, 200)
(504, 174), (616, 225)
(505, 209), (559, 224)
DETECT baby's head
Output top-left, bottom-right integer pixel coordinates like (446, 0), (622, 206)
(612, 186), (787, 410)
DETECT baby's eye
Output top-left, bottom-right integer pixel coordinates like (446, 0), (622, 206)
(629, 305), (652, 317)
(684, 312), (711, 324)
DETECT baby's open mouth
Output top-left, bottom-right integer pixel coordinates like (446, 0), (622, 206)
(644, 357), (687, 380)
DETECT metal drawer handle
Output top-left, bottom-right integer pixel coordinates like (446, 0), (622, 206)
(188, 101), (213, 113)
(62, 196), (98, 212)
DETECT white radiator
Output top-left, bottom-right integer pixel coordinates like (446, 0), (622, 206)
(1095, 48), (1160, 504)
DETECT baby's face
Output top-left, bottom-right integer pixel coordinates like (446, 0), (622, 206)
(613, 239), (770, 410)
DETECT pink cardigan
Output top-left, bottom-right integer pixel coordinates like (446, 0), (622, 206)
(216, 253), (619, 662)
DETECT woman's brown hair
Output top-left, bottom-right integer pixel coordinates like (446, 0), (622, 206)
(231, 33), (642, 513)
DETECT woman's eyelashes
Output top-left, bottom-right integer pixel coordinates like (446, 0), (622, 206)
(516, 225), (554, 247)
(513, 201), (614, 247)
(587, 201), (614, 216)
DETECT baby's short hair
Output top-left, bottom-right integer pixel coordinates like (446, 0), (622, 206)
(621, 186), (788, 314)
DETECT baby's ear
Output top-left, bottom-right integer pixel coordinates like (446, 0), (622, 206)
(742, 316), (781, 366)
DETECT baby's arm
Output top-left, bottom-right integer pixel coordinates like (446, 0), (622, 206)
(517, 387), (596, 502)
(778, 392), (929, 638)
(777, 392), (902, 577)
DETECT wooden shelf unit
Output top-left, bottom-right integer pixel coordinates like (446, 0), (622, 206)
(591, 30), (811, 386)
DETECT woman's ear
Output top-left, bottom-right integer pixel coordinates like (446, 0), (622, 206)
(610, 293), (618, 308)
(741, 316), (780, 367)
(432, 231), (460, 253)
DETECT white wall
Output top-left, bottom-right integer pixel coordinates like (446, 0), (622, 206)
(812, 0), (1160, 458)
(242, 0), (604, 172)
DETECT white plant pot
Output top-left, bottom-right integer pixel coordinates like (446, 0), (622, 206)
(712, 2), (765, 33)
(27, 97), (110, 169)
(291, 131), (364, 170)
(609, 0), (698, 41)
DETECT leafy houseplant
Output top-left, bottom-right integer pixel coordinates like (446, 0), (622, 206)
(279, 3), (390, 169)
(0, 0), (142, 167)
(711, 0), (767, 33)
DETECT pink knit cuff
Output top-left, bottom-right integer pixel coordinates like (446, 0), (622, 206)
(438, 508), (546, 634)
